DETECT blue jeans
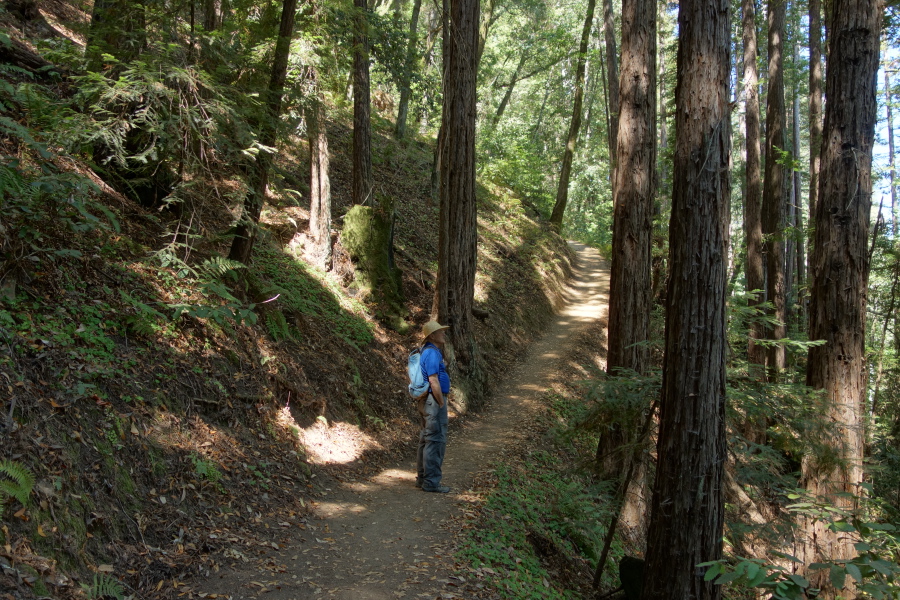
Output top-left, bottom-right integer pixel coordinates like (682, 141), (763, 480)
(416, 393), (448, 490)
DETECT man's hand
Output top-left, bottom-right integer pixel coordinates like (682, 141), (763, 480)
(428, 374), (444, 407)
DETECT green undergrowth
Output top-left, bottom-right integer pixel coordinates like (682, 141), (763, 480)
(250, 245), (375, 348)
(458, 393), (622, 599)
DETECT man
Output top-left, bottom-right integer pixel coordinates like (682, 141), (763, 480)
(416, 320), (451, 493)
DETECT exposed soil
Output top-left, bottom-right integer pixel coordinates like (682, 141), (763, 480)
(195, 243), (609, 599)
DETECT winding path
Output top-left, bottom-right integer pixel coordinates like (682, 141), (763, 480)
(213, 242), (609, 600)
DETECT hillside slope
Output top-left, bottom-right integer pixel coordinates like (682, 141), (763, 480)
(0, 10), (574, 596)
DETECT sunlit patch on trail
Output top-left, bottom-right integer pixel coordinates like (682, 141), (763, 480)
(280, 409), (382, 465)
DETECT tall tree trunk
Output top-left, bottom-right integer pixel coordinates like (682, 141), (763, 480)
(394, 0), (423, 139)
(657, 37), (669, 209)
(743, 0), (765, 378)
(436, 0), (480, 386)
(651, 25), (668, 304)
(228, 0), (297, 264)
(762, 0), (787, 379)
(307, 82), (332, 271)
(353, 0), (373, 207)
(548, 0), (597, 230)
(607, 0), (655, 376)
(640, 0), (730, 595)
(809, 0), (824, 245)
(601, 0), (656, 526)
(886, 60), (897, 238)
(787, 42), (802, 329)
(801, 0), (883, 594)
(602, 0), (620, 173)
(203, 0), (221, 30)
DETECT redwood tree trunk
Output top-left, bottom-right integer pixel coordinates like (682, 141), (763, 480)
(353, 0), (373, 206)
(228, 0), (297, 264)
(436, 0), (480, 375)
(762, 0), (787, 378)
(640, 0), (730, 594)
(742, 0), (765, 378)
(801, 0), (883, 595)
(548, 0), (597, 230)
(607, 0), (655, 376)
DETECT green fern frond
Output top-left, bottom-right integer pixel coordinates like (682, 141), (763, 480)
(0, 460), (35, 506)
(81, 573), (125, 600)
(199, 256), (245, 279)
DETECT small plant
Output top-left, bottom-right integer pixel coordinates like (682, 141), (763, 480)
(190, 454), (223, 485)
(81, 573), (125, 600)
(0, 460), (35, 518)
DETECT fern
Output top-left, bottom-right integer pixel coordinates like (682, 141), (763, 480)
(199, 256), (245, 280)
(81, 573), (125, 600)
(0, 461), (35, 507)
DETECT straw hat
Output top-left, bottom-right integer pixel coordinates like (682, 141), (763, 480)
(421, 320), (450, 339)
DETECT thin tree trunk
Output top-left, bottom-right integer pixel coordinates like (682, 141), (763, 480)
(531, 77), (552, 143)
(809, 0), (824, 246)
(492, 51), (528, 127)
(602, 0), (620, 173)
(394, 0), (422, 139)
(353, 0), (373, 207)
(788, 41), (802, 329)
(307, 82), (332, 271)
(549, 0), (597, 230)
(762, 0), (787, 379)
(801, 0), (883, 594)
(871, 264), (898, 416)
(657, 39), (668, 208)
(743, 0), (765, 379)
(641, 0), (731, 594)
(228, 0), (298, 264)
(435, 0), (480, 384)
(885, 62), (897, 237)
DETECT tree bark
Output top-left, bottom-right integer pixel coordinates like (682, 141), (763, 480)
(762, 0), (787, 378)
(742, 0), (765, 379)
(228, 0), (297, 264)
(307, 83), (332, 271)
(801, 0), (883, 595)
(607, 0), (655, 376)
(435, 0), (480, 378)
(886, 61), (897, 238)
(787, 42), (802, 329)
(548, 0), (597, 231)
(394, 0), (422, 139)
(353, 0), (373, 207)
(203, 0), (222, 31)
(602, 0), (620, 172)
(809, 0), (824, 245)
(640, 0), (730, 595)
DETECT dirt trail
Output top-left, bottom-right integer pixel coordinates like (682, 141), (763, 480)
(209, 242), (609, 600)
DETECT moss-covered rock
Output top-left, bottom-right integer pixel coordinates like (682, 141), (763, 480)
(341, 203), (405, 323)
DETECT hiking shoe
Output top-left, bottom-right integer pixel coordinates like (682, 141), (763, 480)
(415, 479), (423, 488)
(422, 485), (451, 493)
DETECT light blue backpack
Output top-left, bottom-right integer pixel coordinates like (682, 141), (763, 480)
(407, 348), (431, 399)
